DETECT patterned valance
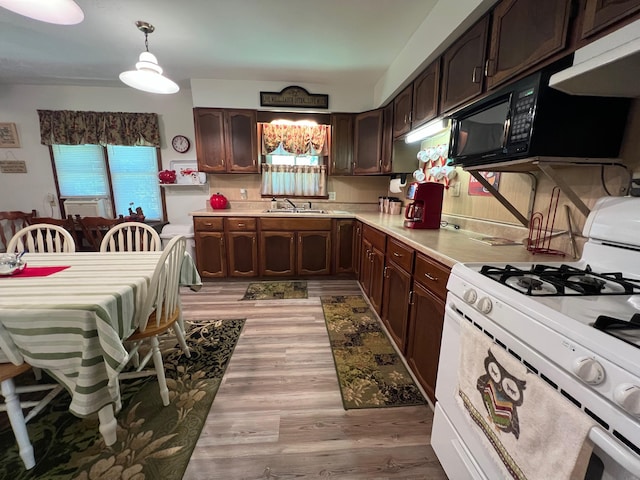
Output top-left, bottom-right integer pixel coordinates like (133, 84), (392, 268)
(261, 124), (327, 156)
(37, 110), (161, 147)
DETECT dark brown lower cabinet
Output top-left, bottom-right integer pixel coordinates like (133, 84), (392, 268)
(194, 231), (226, 278)
(406, 281), (445, 404)
(334, 219), (355, 274)
(259, 232), (295, 276)
(298, 231), (331, 275)
(381, 261), (412, 353)
(226, 232), (257, 277)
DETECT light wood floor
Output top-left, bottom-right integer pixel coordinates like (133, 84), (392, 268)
(180, 279), (448, 480)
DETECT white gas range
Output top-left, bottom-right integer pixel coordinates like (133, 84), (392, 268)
(432, 196), (640, 480)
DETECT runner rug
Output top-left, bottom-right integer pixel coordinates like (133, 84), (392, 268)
(241, 280), (308, 300)
(0, 318), (245, 480)
(320, 295), (426, 409)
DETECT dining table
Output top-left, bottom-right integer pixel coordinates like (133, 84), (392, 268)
(0, 250), (201, 446)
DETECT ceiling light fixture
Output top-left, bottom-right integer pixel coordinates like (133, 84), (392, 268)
(0, 0), (84, 25)
(119, 21), (179, 95)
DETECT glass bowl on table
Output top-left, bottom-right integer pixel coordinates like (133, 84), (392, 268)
(0, 253), (26, 276)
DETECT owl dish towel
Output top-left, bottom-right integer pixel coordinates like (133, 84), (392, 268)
(457, 321), (595, 480)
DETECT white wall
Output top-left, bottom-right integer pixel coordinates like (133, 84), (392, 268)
(0, 84), (204, 224)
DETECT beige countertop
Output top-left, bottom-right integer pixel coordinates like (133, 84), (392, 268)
(190, 208), (562, 268)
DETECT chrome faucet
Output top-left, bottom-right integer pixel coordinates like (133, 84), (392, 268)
(284, 198), (297, 209)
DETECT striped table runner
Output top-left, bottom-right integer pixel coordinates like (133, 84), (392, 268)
(0, 251), (201, 418)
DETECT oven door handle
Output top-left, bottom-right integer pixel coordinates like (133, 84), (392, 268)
(588, 426), (640, 474)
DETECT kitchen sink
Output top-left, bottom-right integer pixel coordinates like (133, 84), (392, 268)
(263, 208), (329, 214)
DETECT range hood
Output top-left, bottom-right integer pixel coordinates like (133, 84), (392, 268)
(549, 18), (640, 97)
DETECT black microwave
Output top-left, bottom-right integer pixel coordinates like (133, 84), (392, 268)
(448, 69), (631, 168)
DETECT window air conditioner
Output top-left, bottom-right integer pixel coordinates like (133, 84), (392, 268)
(63, 198), (111, 218)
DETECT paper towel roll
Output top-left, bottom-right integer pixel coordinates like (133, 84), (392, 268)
(390, 177), (406, 193)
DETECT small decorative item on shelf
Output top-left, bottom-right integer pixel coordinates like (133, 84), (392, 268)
(158, 169), (177, 184)
(125, 203), (145, 222)
(209, 193), (228, 210)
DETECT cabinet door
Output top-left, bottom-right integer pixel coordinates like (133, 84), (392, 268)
(381, 262), (412, 353)
(441, 15), (490, 113)
(582, 0), (640, 38)
(380, 103), (394, 174)
(392, 85), (413, 139)
(194, 231), (226, 277)
(334, 219), (355, 274)
(406, 281), (445, 404)
(369, 247), (385, 315)
(486, 0), (572, 90)
(226, 232), (257, 277)
(359, 237), (373, 295)
(330, 113), (354, 175)
(298, 231), (331, 275)
(353, 221), (362, 278)
(193, 109), (226, 173)
(353, 110), (383, 174)
(412, 59), (440, 129)
(225, 109), (258, 173)
(259, 231), (295, 276)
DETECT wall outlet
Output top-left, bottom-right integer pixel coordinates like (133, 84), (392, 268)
(47, 193), (56, 205)
(450, 182), (460, 197)
(328, 191), (336, 201)
(240, 188), (247, 200)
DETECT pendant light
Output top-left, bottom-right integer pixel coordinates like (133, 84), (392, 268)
(119, 21), (179, 95)
(0, 0), (84, 24)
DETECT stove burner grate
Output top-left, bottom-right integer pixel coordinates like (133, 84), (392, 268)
(594, 314), (640, 349)
(480, 264), (640, 296)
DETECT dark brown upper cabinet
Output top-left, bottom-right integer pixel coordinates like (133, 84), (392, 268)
(485, 0), (572, 90)
(440, 15), (490, 114)
(330, 113), (354, 175)
(581, 0), (640, 39)
(353, 109), (384, 174)
(411, 60), (440, 130)
(194, 108), (258, 174)
(392, 59), (440, 140)
(381, 102), (394, 173)
(392, 85), (414, 139)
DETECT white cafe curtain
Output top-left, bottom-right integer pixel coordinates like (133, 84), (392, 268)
(261, 164), (327, 197)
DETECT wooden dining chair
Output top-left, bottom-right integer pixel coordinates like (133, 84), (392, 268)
(0, 210), (36, 253)
(0, 362), (63, 470)
(75, 215), (125, 252)
(7, 223), (76, 253)
(116, 235), (191, 406)
(100, 222), (162, 252)
(29, 215), (78, 247)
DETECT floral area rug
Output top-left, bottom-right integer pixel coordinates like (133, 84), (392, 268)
(321, 295), (426, 409)
(0, 319), (245, 480)
(241, 280), (308, 300)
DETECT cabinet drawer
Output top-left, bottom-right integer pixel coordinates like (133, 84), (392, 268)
(414, 253), (450, 300)
(194, 217), (223, 232)
(362, 224), (385, 252)
(386, 237), (414, 273)
(225, 217), (256, 231)
(259, 218), (332, 231)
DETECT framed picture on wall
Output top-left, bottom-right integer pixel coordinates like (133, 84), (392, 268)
(0, 123), (20, 148)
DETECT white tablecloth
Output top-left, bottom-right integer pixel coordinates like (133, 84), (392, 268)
(0, 251), (201, 417)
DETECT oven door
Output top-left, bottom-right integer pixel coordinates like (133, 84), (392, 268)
(432, 297), (640, 480)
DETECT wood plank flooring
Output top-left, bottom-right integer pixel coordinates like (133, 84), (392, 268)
(180, 279), (448, 480)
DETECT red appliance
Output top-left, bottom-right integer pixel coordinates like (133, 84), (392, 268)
(403, 182), (444, 229)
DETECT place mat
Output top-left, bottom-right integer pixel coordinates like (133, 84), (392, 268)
(1, 265), (70, 278)
(321, 295), (426, 409)
(241, 280), (308, 300)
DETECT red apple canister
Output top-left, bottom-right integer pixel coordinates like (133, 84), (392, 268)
(209, 193), (228, 209)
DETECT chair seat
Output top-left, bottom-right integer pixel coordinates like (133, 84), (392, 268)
(0, 363), (30, 383)
(128, 307), (180, 340)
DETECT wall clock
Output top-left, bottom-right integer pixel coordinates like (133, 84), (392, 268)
(171, 135), (190, 153)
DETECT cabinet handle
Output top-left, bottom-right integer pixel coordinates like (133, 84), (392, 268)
(383, 266), (388, 278)
(484, 59), (494, 77)
(424, 272), (438, 282)
(472, 66), (481, 84)
(237, 223), (245, 227)
(409, 111), (412, 123)
(393, 252), (402, 258)
(404, 114), (408, 124)
(204, 222), (213, 227)
(409, 290), (414, 305)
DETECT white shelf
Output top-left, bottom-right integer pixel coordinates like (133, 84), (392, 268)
(160, 182), (208, 188)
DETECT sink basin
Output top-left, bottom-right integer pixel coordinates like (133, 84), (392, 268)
(263, 208), (328, 214)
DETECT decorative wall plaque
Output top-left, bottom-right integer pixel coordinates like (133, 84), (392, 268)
(260, 86), (329, 109)
(0, 160), (27, 173)
(0, 123), (20, 148)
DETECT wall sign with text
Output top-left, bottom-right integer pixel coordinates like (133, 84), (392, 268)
(260, 86), (329, 109)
